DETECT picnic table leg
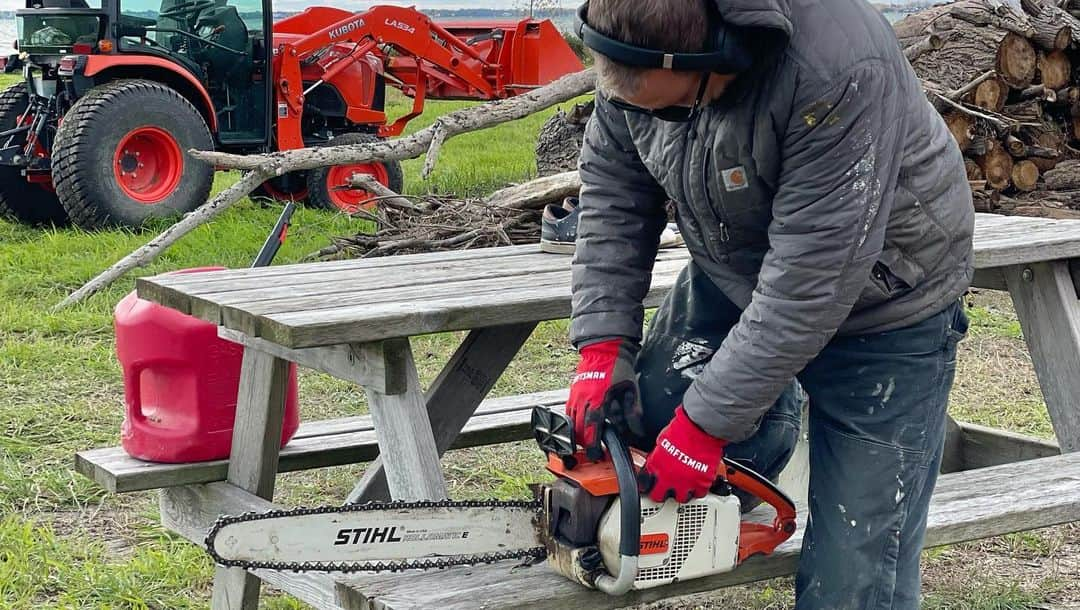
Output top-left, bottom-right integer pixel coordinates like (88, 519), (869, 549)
(1004, 260), (1080, 453)
(360, 338), (449, 500)
(348, 322), (537, 503)
(210, 347), (290, 610)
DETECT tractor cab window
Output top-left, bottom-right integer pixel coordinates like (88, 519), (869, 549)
(118, 0), (262, 58)
(17, 0), (105, 53)
(118, 0), (269, 144)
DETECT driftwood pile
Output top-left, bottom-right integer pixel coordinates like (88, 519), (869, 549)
(900, 0), (1080, 218)
(316, 172), (582, 259)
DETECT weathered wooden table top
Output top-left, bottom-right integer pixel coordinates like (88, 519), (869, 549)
(136, 213), (1080, 349)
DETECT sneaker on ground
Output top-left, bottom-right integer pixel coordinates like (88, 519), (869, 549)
(540, 198), (683, 254)
(540, 197), (579, 254)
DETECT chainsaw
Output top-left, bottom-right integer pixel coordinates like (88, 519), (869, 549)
(205, 408), (797, 595)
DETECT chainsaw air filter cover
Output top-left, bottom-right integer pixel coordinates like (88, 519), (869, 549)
(598, 495), (741, 589)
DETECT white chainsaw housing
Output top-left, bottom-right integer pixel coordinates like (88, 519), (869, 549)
(597, 494), (741, 590)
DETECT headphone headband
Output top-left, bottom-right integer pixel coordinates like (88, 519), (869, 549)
(575, 0), (753, 73)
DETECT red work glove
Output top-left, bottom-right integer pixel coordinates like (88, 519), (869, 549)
(639, 406), (728, 503)
(565, 338), (639, 460)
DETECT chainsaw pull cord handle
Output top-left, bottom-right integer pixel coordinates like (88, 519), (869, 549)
(719, 456), (798, 561)
(594, 425), (639, 596)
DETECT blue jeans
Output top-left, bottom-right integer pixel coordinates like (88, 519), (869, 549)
(635, 262), (968, 608)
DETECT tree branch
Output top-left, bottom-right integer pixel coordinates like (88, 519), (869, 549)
(53, 69), (597, 309)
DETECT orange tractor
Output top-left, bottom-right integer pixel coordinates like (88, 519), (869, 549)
(0, 1), (582, 228)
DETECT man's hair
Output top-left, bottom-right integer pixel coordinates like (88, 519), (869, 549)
(587, 0), (711, 98)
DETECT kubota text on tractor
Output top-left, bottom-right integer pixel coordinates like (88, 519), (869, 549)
(0, 1), (582, 228)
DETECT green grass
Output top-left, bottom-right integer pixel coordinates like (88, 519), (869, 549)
(0, 73), (583, 607)
(0, 70), (1070, 608)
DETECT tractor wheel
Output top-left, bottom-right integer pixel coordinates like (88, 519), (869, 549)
(252, 171), (309, 203)
(306, 132), (404, 214)
(0, 83), (69, 226)
(52, 79), (214, 230)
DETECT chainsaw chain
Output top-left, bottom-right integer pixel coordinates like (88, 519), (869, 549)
(204, 498), (547, 574)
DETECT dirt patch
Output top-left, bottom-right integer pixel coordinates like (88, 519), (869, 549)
(32, 506), (148, 558)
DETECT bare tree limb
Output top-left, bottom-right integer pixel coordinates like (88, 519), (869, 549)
(933, 93), (1017, 133)
(52, 170), (270, 310)
(484, 170), (581, 208)
(948, 70), (997, 100)
(53, 68), (597, 309)
(344, 174), (418, 209)
(191, 69), (597, 174)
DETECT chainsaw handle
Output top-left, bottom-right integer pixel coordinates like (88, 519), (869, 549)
(720, 457), (798, 561)
(594, 425), (639, 596)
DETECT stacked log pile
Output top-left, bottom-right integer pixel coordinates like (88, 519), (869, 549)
(899, 0), (1080, 217)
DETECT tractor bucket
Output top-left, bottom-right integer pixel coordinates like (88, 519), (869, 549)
(438, 19), (584, 96)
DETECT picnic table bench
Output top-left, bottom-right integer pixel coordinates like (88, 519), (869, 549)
(76, 212), (1080, 610)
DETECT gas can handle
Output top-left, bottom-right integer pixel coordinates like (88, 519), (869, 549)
(123, 362), (149, 423)
(593, 425), (639, 596)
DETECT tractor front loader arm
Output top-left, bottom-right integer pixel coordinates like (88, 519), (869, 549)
(272, 4), (509, 148)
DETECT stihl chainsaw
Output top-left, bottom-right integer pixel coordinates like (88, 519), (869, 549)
(205, 408), (797, 595)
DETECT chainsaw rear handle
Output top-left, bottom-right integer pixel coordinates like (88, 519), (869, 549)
(595, 425), (639, 595)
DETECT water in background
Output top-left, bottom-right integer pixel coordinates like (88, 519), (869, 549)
(0, 8), (905, 56)
(0, 22), (15, 50)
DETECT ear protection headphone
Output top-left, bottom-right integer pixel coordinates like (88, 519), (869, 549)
(574, 0), (754, 74)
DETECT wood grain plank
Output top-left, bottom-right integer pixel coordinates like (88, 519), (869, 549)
(336, 452), (1080, 610)
(960, 421), (1060, 468)
(971, 267), (1008, 291)
(1005, 261), (1080, 453)
(362, 339), (448, 501)
(160, 484), (347, 610)
(349, 323), (537, 503)
(217, 329), (398, 394)
(74, 389), (570, 494)
(210, 347), (290, 610)
(255, 259), (684, 348)
(134, 215), (1080, 348)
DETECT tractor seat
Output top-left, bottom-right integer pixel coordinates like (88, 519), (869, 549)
(193, 5), (250, 85)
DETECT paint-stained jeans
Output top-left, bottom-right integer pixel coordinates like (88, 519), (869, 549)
(635, 262), (968, 609)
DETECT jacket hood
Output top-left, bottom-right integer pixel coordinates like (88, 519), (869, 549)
(715, 0), (793, 38)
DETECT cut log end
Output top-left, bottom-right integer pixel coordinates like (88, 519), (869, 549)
(1011, 160), (1041, 191)
(965, 157), (985, 181)
(974, 78), (1009, 112)
(977, 140), (1015, 191)
(996, 32), (1038, 88)
(1038, 50), (1071, 90)
(945, 112), (975, 151)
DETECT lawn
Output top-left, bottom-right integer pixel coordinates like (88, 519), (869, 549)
(0, 69), (1076, 609)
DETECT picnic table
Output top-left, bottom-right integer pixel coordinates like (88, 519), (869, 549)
(77, 212), (1080, 610)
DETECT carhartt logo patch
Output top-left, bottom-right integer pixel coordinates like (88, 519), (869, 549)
(722, 166), (749, 191)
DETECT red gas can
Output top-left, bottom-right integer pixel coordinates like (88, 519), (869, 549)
(115, 267), (300, 463)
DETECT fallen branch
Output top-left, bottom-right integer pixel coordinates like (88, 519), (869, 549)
(191, 69), (596, 173)
(52, 170), (269, 311)
(933, 93), (1017, 134)
(344, 174), (418, 210)
(54, 69), (597, 310)
(484, 170), (581, 208)
(319, 171), (583, 260)
(904, 34), (945, 61)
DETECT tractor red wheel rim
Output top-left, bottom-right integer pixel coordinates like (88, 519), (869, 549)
(113, 126), (183, 204)
(326, 162), (390, 213)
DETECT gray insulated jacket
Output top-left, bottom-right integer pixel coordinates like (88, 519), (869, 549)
(570, 0), (975, 443)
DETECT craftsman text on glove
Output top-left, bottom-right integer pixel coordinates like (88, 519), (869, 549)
(659, 438), (710, 473)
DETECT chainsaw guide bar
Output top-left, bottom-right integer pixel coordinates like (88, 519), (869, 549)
(204, 499), (547, 574)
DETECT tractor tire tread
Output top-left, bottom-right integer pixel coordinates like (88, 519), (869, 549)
(52, 79), (213, 230)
